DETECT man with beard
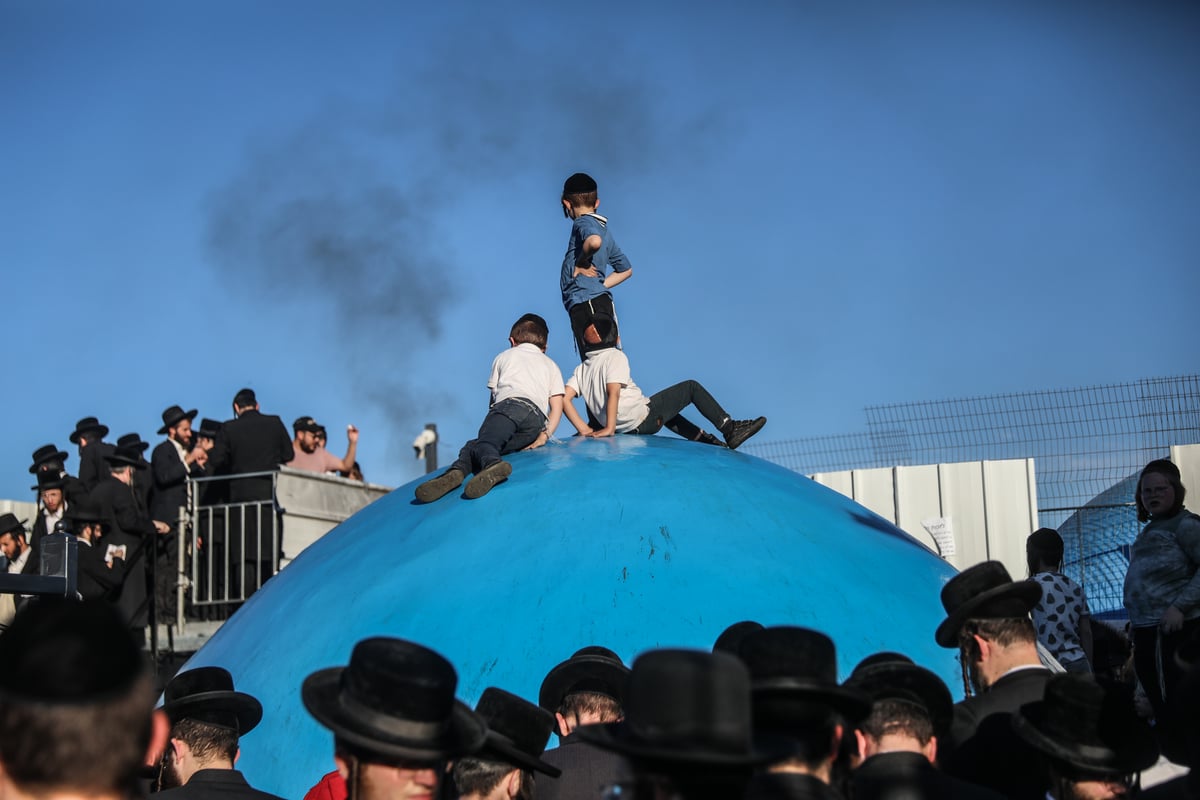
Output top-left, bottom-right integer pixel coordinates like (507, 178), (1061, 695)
(0, 514), (31, 629)
(28, 469), (70, 572)
(66, 496), (129, 603)
(287, 416), (358, 475)
(151, 405), (206, 625)
(155, 667), (283, 799)
(28, 442), (88, 505)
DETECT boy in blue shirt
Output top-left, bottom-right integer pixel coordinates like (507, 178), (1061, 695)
(560, 172), (632, 360)
(415, 314), (565, 502)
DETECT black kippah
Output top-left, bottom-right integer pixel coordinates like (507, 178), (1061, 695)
(563, 172), (597, 195)
(0, 599), (144, 703)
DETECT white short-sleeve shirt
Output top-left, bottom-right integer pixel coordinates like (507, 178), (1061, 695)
(566, 348), (650, 432)
(489, 343), (565, 416)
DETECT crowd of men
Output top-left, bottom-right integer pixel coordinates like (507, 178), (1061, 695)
(0, 388), (363, 637)
(1, 559), (1197, 800)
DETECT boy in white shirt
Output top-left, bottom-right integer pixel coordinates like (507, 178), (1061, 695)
(562, 315), (765, 450)
(416, 314), (564, 502)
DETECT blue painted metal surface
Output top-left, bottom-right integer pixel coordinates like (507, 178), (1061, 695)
(179, 436), (961, 798)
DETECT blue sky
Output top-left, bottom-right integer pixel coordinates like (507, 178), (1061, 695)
(2, 0), (1197, 500)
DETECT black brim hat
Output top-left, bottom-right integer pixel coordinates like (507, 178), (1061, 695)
(0, 513), (27, 537)
(29, 444), (69, 474)
(116, 434), (150, 453)
(161, 667), (263, 736)
(66, 497), (106, 526)
(195, 418), (223, 440)
(474, 688), (561, 777)
(69, 417), (108, 445)
(302, 637), (487, 762)
(539, 646), (630, 712)
(31, 471), (67, 492)
(739, 626), (872, 725)
(1013, 674), (1158, 776)
(158, 406), (199, 435)
(935, 561), (1042, 647)
(576, 649), (794, 768)
(104, 445), (148, 470)
(846, 655), (954, 738)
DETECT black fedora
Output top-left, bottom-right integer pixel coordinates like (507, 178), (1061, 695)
(713, 620), (764, 655)
(32, 469), (67, 492)
(576, 649), (793, 767)
(68, 416), (108, 444)
(116, 433), (150, 453)
(161, 667), (263, 735)
(738, 626), (871, 725)
(302, 637), (487, 762)
(1013, 674), (1158, 776)
(28, 443), (69, 474)
(158, 405), (199, 435)
(474, 688), (562, 777)
(104, 445), (148, 470)
(538, 646), (630, 712)
(935, 561), (1042, 648)
(0, 513), (27, 537)
(846, 652), (954, 739)
(66, 497), (107, 527)
(195, 418), (223, 440)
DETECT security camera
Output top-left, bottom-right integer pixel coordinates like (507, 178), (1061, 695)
(412, 428), (437, 459)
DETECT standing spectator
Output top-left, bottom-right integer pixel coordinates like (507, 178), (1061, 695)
(70, 416), (115, 493)
(192, 417), (227, 614)
(151, 406), (206, 629)
(0, 599), (165, 800)
(1123, 458), (1200, 760)
(28, 442), (87, 504)
(453, 688), (562, 800)
(1027, 527), (1094, 672)
(117, 432), (154, 518)
(287, 416), (358, 475)
(28, 469), (70, 569)
(208, 388), (294, 599)
(155, 667), (283, 799)
(0, 514), (31, 630)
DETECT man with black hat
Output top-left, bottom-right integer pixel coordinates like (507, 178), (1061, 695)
(0, 513), (31, 628)
(71, 415), (116, 493)
(577, 648), (793, 800)
(453, 688), (562, 800)
(29, 441), (88, 505)
(116, 432), (156, 514)
(1014, 674), (1159, 800)
(28, 468), (71, 569)
(935, 560), (1051, 800)
(151, 405), (206, 623)
(66, 495), (129, 602)
(735, 626), (871, 800)
(534, 646), (632, 800)
(0, 599), (166, 800)
(208, 388), (294, 599)
(155, 666), (283, 799)
(846, 652), (1004, 800)
(302, 636), (488, 800)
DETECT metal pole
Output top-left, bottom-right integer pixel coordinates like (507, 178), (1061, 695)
(425, 423), (438, 474)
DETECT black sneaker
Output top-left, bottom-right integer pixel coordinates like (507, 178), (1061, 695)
(415, 468), (465, 503)
(695, 431), (728, 447)
(464, 460), (513, 499)
(720, 417), (766, 450)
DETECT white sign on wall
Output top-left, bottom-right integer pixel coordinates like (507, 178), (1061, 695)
(921, 516), (956, 558)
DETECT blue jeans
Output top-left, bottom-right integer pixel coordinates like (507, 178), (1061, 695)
(452, 398), (546, 474)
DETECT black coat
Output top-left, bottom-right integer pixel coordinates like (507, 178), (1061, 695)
(941, 668), (1052, 800)
(208, 410), (294, 503)
(853, 751), (1006, 800)
(532, 733), (633, 800)
(76, 539), (126, 602)
(151, 440), (204, 525)
(90, 475), (156, 627)
(78, 441), (115, 493)
(155, 769), (285, 800)
(745, 772), (843, 800)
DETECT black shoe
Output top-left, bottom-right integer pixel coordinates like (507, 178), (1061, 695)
(464, 461), (512, 499)
(695, 431), (727, 447)
(415, 468), (465, 503)
(720, 417), (766, 450)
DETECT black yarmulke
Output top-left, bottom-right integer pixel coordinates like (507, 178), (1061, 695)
(563, 172), (597, 195)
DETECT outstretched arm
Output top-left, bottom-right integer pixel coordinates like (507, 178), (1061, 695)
(524, 395), (564, 450)
(589, 383), (622, 438)
(562, 387), (593, 435)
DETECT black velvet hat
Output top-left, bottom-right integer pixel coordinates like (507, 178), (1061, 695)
(116, 433), (150, 453)
(474, 688), (562, 777)
(29, 443), (69, 474)
(935, 561), (1042, 648)
(195, 418), (223, 440)
(576, 649), (794, 767)
(161, 667), (263, 736)
(713, 620), (764, 655)
(69, 416), (108, 444)
(538, 646), (630, 712)
(1013, 674), (1158, 775)
(104, 445), (148, 470)
(846, 652), (954, 738)
(158, 405), (198, 435)
(66, 497), (107, 526)
(738, 626), (872, 725)
(0, 513), (27, 537)
(562, 172), (597, 195)
(302, 637), (487, 762)
(31, 469), (67, 492)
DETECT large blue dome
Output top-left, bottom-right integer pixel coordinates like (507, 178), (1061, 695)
(179, 435), (961, 798)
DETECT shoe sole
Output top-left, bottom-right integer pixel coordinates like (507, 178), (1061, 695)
(464, 461), (512, 499)
(415, 471), (464, 503)
(725, 417), (767, 450)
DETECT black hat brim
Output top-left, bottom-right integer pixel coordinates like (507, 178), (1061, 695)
(302, 668), (487, 762)
(161, 690), (264, 735)
(576, 721), (793, 769)
(28, 451), (69, 474)
(752, 679), (873, 726)
(1013, 702), (1159, 775)
(31, 476), (67, 491)
(104, 454), (147, 470)
(158, 409), (199, 435)
(539, 656), (629, 711)
(69, 425), (108, 444)
(935, 580), (1042, 647)
(0, 517), (28, 536)
(482, 732), (562, 777)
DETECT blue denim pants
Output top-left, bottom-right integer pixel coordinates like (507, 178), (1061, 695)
(452, 398), (546, 474)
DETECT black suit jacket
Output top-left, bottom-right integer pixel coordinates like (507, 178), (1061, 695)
(745, 772), (843, 800)
(76, 539), (126, 602)
(941, 667), (1052, 800)
(151, 440), (203, 524)
(533, 733), (633, 800)
(853, 751), (1006, 800)
(209, 410), (294, 503)
(155, 769), (285, 800)
(90, 475), (156, 627)
(78, 441), (115, 493)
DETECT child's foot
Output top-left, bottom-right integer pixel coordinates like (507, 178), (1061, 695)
(694, 431), (728, 447)
(415, 468), (465, 503)
(464, 460), (512, 499)
(720, 417), (766, 450)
